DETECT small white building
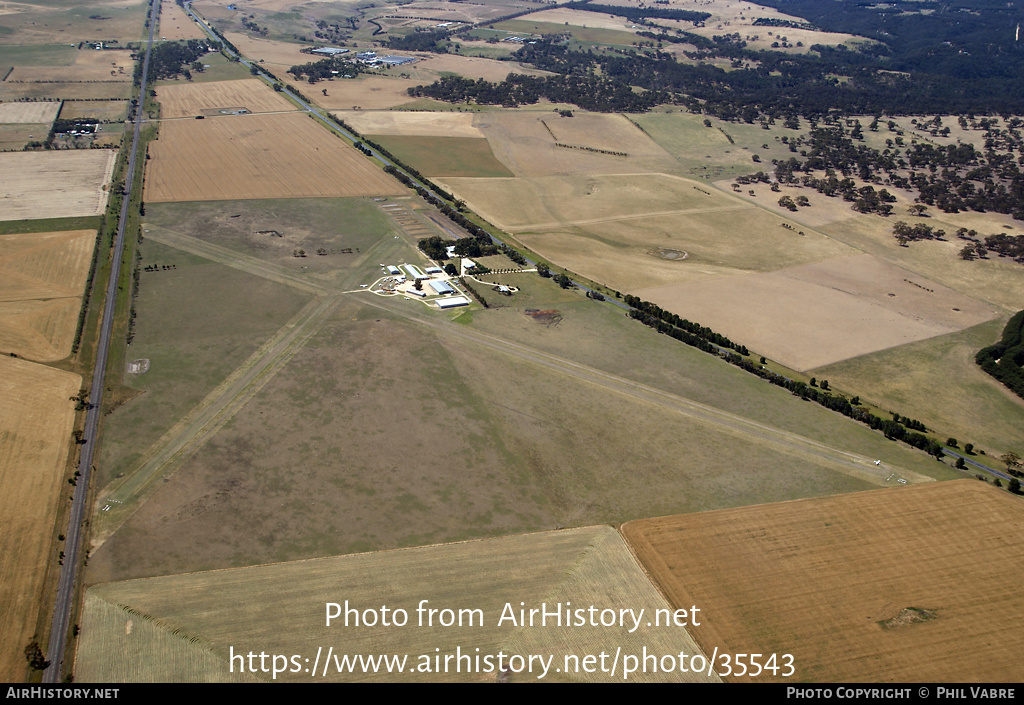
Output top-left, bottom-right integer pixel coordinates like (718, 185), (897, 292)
(436, 296), (470, 308)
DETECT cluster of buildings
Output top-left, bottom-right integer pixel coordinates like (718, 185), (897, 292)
(355, 51), (416, 67)
(380, 264), (469, 309)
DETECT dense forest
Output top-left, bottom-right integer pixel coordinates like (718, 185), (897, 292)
(976, 310), (1024, 399)
(410, 0), (1024, 116)
(138, 39), (210, 83)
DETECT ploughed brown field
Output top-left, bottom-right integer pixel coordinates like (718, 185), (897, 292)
(622, 480), (1024, 682)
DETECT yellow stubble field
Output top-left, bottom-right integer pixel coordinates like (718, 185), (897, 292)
(159, 0), (208, 40)
(0, 355), (81, 682)
(144, 112), (404, 202)
(0, 150), (116, 220)
(0, 229), (96, 361)
(76, 526), (718, 682)
(154, 77), (295, 118)
(0, 101), (60, 123)
(622, 480), (1024, 682)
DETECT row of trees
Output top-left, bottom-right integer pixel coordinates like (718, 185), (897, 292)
(623, 295), (749, 355)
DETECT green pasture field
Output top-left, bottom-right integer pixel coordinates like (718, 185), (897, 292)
(144, 198), (412, 290)
(631, 110), (801, 181)
(155, 51), (252, 86)
(494, 19), (639, 47)
(94, 239), (312, 489)
(0, 122), (48, 150)
(369, 135), (514, 178)
(0, 43), (77, 67)
(812, 316), (1024, 456)
(79, 526), (715, 683)
(0, 0), (149, 45)
(460, 270), (955, 482)
(0, 214), (101, 234)
(449, 39), (521, 59)
(87, 263), (953, 583)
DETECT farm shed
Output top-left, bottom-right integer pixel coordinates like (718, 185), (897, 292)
(428, 280), (455, 295)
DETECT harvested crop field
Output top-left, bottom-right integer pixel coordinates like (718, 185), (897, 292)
(635, 253), (997, 371)
(622, 480), (1024, 682)
(58, 99), (127, 121)
(0, 80), (131, 101)
(7, 66), (130, 82)
(0, 297), (81, 361)
(369, 136), (513, 178)
(0, 229), (96, 360)
(0, 355), (80, 682)
(0, 100), (59, 123)
(0, 150), (116, 220)
(159, 0), (208, 40)
(338, 110), (484, 138)
(155, 78), (296, 119)
(143, 112), (403, 202)
(78, 526), (716, 682)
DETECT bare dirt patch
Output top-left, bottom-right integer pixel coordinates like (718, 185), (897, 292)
(635, 253), (997, 371)
(0, 150), (115, 220)
(0, 100), (58, 123)
(622, 480), (1024, 682)
(0, 355), (80, 682)
(154, 78), (295, 118)
(143, 112), (403, 202)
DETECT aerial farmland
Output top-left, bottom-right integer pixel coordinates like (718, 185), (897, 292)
(1, 0), (1022, 687)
